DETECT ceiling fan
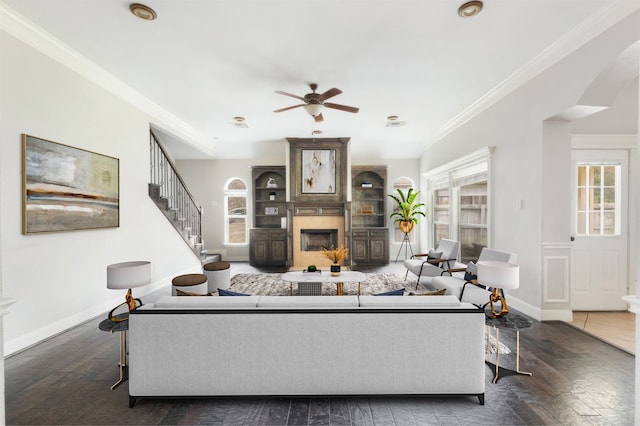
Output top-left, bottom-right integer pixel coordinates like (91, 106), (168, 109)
(274, 83), (359, 122)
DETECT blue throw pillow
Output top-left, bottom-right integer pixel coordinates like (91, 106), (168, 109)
(374, 288), (405, 296)
(218, 288), (250, 296)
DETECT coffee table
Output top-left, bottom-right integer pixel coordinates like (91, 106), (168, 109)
(282, 270), (366, 296)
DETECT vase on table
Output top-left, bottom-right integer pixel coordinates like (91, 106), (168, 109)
(330, 263), (341, 277)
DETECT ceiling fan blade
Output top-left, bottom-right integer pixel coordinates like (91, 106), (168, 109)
(314, 113), (324, 122)
(274, 104), (305, 113)
(318, 88), (342, 102)
(275, 91), (306, 102)
(324, 102), (360, 113)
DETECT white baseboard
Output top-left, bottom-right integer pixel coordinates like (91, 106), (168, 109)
(4, 266), (201, 357)
(508, 297), (541, 321)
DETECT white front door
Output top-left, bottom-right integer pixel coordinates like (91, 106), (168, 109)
(571, 150), (629, 310)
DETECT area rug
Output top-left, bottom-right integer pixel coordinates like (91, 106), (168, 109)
(229, 272), (416, 296)
(228, 272), (510, 354)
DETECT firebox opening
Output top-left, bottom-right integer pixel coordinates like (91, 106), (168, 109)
(301, 229), (339, 251)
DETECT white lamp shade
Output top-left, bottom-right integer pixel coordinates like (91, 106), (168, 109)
(303, 103), (324, 116)
(107, 261), (151, 289)
(477, 260), (519, 290)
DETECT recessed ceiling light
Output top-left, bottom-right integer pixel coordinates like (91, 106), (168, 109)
(458, 1), (483, 18)
(387, 115), (399, 121)
(233, 116), (248, 128)
(130, 3), (157, 21)
(312, 130), (323, 135)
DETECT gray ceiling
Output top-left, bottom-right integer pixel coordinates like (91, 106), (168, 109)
(2, 0), (638, 159)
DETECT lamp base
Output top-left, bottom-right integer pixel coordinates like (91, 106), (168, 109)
(108, 289), (141, 322)
(483, 288), (509, 318)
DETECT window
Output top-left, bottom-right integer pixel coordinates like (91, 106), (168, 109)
(433, 188), (450, 247)
(576, 164), (621, 235)
(423, 147), (491, 263)
(458, 182), (488, 263)
(391, 177), (417, 243)
(224, 178), (248, 245)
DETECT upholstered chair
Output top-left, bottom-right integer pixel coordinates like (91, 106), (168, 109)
(430, 247), (518, 307)
(403, 239), (461, 289)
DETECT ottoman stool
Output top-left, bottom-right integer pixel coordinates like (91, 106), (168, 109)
(203, 261), (231, 292)
(171, 273), (208, 296)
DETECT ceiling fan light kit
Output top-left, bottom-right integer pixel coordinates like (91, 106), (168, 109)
(458, 1), (483, 18)
(274, 83), (359, 123)
(130, 3), (157, 20)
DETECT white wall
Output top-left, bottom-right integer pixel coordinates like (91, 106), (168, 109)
(177, 155), (421, 262)
(0, 32), (201, 355)
(420, 11), (640, 319)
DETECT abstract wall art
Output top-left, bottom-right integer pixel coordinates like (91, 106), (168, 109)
(22, 134), (119, 234)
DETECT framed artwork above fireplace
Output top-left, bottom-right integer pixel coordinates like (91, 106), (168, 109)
(288, 138), (349, 203)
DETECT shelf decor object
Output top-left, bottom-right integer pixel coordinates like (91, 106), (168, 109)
(22, 134), (119, 234)
(106, 261), (150, 322)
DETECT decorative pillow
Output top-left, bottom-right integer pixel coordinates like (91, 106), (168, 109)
(427, 250), (443, 267)
(218, 288), (251, 296)
(176, 289), (214, 296)
(464, 261), (478, 282)
(409, 288), (447, 296)
(373, 288), (405, 296)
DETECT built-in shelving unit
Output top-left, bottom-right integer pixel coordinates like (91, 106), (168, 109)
(351, 166), (389, 265)
(250, 166), (287, 267)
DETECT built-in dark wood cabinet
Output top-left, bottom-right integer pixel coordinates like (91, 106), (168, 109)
(351, 166), (389, 265)
(250, 166), (287, 267)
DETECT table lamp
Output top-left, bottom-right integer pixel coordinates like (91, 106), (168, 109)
(107, 261), (151, 322)
(477, 260), (519, 318)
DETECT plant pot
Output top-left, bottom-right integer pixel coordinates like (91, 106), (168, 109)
(330, 264), (341, 277)
(399, 220), (414, 234)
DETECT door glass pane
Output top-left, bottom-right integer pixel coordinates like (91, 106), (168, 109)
(603, 188), (615, 210)
(576, 188), (586, 211)
(603, 166), (616, 186)
(590, 166), (601, 185)
(576, 163), (620, 236)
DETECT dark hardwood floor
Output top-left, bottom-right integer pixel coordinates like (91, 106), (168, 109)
(5, 299), (635, 425)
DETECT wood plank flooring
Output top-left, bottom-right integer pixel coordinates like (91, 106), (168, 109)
(5, 263), (636, 425)
(6, 311), (635, 424)
(568, 310), (635, 354)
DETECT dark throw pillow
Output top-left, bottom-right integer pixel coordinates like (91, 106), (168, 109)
(218, 288), (251, 296)
(464, 261), (478, 282)
(427, 250), (443, 267)
(374, 288), (406, 296)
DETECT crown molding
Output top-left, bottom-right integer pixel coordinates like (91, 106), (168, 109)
(0, 2), (214, 157)
(425, 0), (640, 150)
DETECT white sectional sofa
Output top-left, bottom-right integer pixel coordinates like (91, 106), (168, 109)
(128, 294), (485, 407)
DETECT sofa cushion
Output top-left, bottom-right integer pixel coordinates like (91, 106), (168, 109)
(358, 294), (461, 308)
(257, 295), (359, 309)
(218, 288), (251, 296)
(374, 288), (406, 296)
(408, 288), (447, 296)
(153, 295), (259, 309)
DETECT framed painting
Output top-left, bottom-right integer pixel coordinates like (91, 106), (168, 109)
(22, 134), (120, 234)
(301, 149), (336, 194)
(288, 137), (349, 203)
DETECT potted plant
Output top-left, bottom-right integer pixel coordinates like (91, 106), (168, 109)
(321, 245), (349, 277)
(388, 188), (426, 234)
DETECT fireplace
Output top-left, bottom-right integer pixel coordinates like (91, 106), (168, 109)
(301, 229), (338, 251)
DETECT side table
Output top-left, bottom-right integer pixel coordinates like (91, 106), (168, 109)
(99, 313), (129, 390)
(485, 312), (533, 383)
